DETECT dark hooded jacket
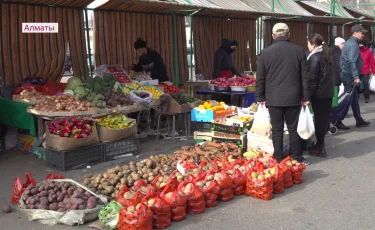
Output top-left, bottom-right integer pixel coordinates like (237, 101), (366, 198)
(134, 48), (169, 82)
(213, 39), (241, 78)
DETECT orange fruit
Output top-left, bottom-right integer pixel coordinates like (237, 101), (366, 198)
(199, 105), (205, 109)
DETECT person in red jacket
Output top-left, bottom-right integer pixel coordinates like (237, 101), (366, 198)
(359, 39), (375, 103)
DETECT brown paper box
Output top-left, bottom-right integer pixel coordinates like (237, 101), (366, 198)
(97, 120), (137, 142)
(45, 121), (100, 151)
(167, 98), (192, 114)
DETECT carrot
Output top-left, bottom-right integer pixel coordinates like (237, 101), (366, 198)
(195, 146), (205, 156)
(180, 151), (198, 157)
(203, 147), (220, 152)
(221, 143), (229, 151)
(206, 142), (222, 148)
(227, 143), (238, 150)
(204, 153), (212, 162)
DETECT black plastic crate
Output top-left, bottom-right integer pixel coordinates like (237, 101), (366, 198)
(46, 145), (102, 171)
(195, 122), (212, 132)
(102, 137), (140, 161)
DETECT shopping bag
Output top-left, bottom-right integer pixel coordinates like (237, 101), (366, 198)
(332, 86), (339, 107)
(297, 106), (315, 140)
(338, 83), (344, 97)
(251, 104), (271, 137)
(370, 74), (375, 92)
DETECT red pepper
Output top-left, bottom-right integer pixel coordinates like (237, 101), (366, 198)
(73, 134), (81, 139)
(64, 126), (71, 133)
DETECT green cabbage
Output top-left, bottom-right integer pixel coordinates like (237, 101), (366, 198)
(66, 77), (82, 90)
(74, 85), (87, 97)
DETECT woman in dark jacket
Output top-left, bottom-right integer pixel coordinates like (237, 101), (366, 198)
(307, 33), (334, 157)
(132, 38), (169, 83)
(213, 39), (241, 78)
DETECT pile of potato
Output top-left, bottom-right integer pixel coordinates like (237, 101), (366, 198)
(82, 154), (178, 200)
(250, 167), (277, 181)
(195, 180), (214, 189)
(19, 180), (103, 212)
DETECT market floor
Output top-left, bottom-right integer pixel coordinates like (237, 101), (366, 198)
(1, 99), (375, 230)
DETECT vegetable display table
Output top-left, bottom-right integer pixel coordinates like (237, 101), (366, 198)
(0, 98), (36, 136)
(195, 90), (256, 107)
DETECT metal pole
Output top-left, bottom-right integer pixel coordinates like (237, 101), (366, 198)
(260, 17), (263, 50)
(84, 8), (93, 78)
(189, 15), (193, 81)
(256, 18), (259, 53)
(271, 0), (275, 43)
(172, 11), (179, 86)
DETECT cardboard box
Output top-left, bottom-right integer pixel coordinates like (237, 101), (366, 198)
(191, 108), (234, 122)
(193, 131), (246, 149)
(95, 115), (137, 142)
(211, 115), (252, 135)
(45, 122), (100, 151)
(167, 99), (192, 114)
(17, 133), (39, 153)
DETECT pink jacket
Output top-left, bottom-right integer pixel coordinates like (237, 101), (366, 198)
(360, 47), (375, 74)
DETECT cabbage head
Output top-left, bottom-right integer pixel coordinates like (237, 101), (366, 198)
(66, 77), (82, 90)
(74, 85), (87, 97)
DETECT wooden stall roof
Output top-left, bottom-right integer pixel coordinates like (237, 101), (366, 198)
(344, 7), (374, 21)
(298, 1), (354, 18)
(3, 0), (95, 8)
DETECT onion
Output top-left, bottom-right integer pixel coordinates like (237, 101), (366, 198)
(84, 102), (91, 107)
(57, 95), (62, 100)
(74, 96), (79, 101)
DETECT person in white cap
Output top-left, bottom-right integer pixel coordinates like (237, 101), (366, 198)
(256, 22), (310, 165)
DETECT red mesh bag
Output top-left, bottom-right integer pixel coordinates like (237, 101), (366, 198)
(268, 156), (279, 168)
(231, 168), (246, 196)
(280, 156), (293, 189)
(291, 163), (306, 184)
(117, 186), (143, 208)
(245, 162), (274, 200)
(142, 194), (171, 229)
(118, 203), (153, 230)
(45, 172), (64, 180)
(11, 173), (36, 204)
(151, 174), (178, 194)
(160, 184), (187, 221)
(271, 165), (284, 194)
(133, 180), (157, 198)
(177, 181), (205, 214)
(193, 177), (220, 208)
(222, 156), (245, 171)
(216, 171), (234, 202)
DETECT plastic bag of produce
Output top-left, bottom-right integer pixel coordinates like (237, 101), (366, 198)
(151, 175), (178, 194)
(297, 106), (315, 140)
(118, 203), (153, 230)
(11, 173), (36, 204)
(160, 184), (187, 221)
(270, 164), (284, 194)
(142, 193), (171, 229)
(133, 180), (157, 198)
(98, 200), (123, 230)
(117, 186), (143, 208)
(206, 171), (234, 202)
(129, 90), (153, 104)
(231, 168), (246, 196)
(251, 104), (271, 137)
(45, 172), (64, 180)
(245, 162), (274, 200)
(291, 162), (306, 184)
(18, 179), (107, 226)
(193, 177), (220, 208)
(177, 181), (205, 214)
(280, 156), (294, 189)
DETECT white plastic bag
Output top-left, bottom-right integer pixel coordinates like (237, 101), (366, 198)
(338, 83), (344, 97)
(251, 104), (271, 137)
(370, 74), (375, 92)
(297, 106), (315, 140)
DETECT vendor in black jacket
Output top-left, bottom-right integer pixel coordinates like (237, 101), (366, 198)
(133, 38), (169, 83)
(213, 39), (241, 78)
(256, 23), (310, 165)
(307, 33), (334, 158)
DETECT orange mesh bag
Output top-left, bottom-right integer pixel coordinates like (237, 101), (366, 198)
(193, 177), (220, 208)
(177, 181), (205, 214)
(151, 174), (178, 194)
(291, 162), (306, 184)
(117, 186), (143, 208)
(217, 171), (234, 202)
(160, 184), (187, 221)
(245, 162), (274, 200)
(280, 156), (294, 188)
(133, 180), (157, 198)
(142, 194), (171, 229)
(231, 168), (246, 196)
(271, 164), (284, 194)
(118, 203), (153, 230)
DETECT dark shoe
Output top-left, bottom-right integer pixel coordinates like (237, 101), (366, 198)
(309, 146), (327, 158)
(297, 157), (310, 166)
(365, 98), (369, 103)
(336, 121), (350, 130)
(356, 119), (371, 127)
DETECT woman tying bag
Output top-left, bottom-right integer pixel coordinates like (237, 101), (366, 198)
(306, 34), (334, 158)
(132, 38), (169, 83)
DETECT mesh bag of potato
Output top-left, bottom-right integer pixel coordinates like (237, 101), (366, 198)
(206, 170), (234, 202)
(160, 184), (187, 221)
(133, 180), (157, 198)
(291, 162), (306, 184)
(280, 156), (294, 188)
(177, 181), (205, 214)
(193, 177), (220, 208)
(116, 186), (143, 208)
(142, 194), (171, 229)
(245, 162), (274, 200)
(118, 203), (153, 230)
(151, 175), (178, 194)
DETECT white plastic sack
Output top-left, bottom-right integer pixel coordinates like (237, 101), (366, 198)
(370, 74), (375, 92)
(297, 106), (315, 140)
(338, 83), (344, 97)
(19, 179), (108, 226)
(251, 104), (271, 137)
(129, 90), (153, 104)
(95, 65), (109, 77)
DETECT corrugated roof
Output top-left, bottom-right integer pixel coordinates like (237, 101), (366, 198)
(3, 0), (95, 8)
(299, 1), (354, 18)
(241, 0), (313, 16)
(344, 7), (374, 20)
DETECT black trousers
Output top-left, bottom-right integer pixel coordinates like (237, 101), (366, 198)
(360, 74), (370, 99)
(268, 106), (302, 162)
(311, 98), (332, 146)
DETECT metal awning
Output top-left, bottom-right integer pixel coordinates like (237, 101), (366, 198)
(3, 0), (95, 8)
(298, 1), (354, 18)
(344, 7), (374, 20)
(242, 0), (313, 16)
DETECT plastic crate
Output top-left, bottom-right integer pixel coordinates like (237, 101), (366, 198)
(195, 122), (212, 132)
(102, 137), (140, 161)
(46, 144), (102, 171)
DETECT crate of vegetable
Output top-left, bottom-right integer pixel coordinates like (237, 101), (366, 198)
(102, 137), (140, 161)
(46, 117), (100, 151)
(46, 144), (102, 171)
(18, 179), (107, 226)
(96, 113), (137, 142)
